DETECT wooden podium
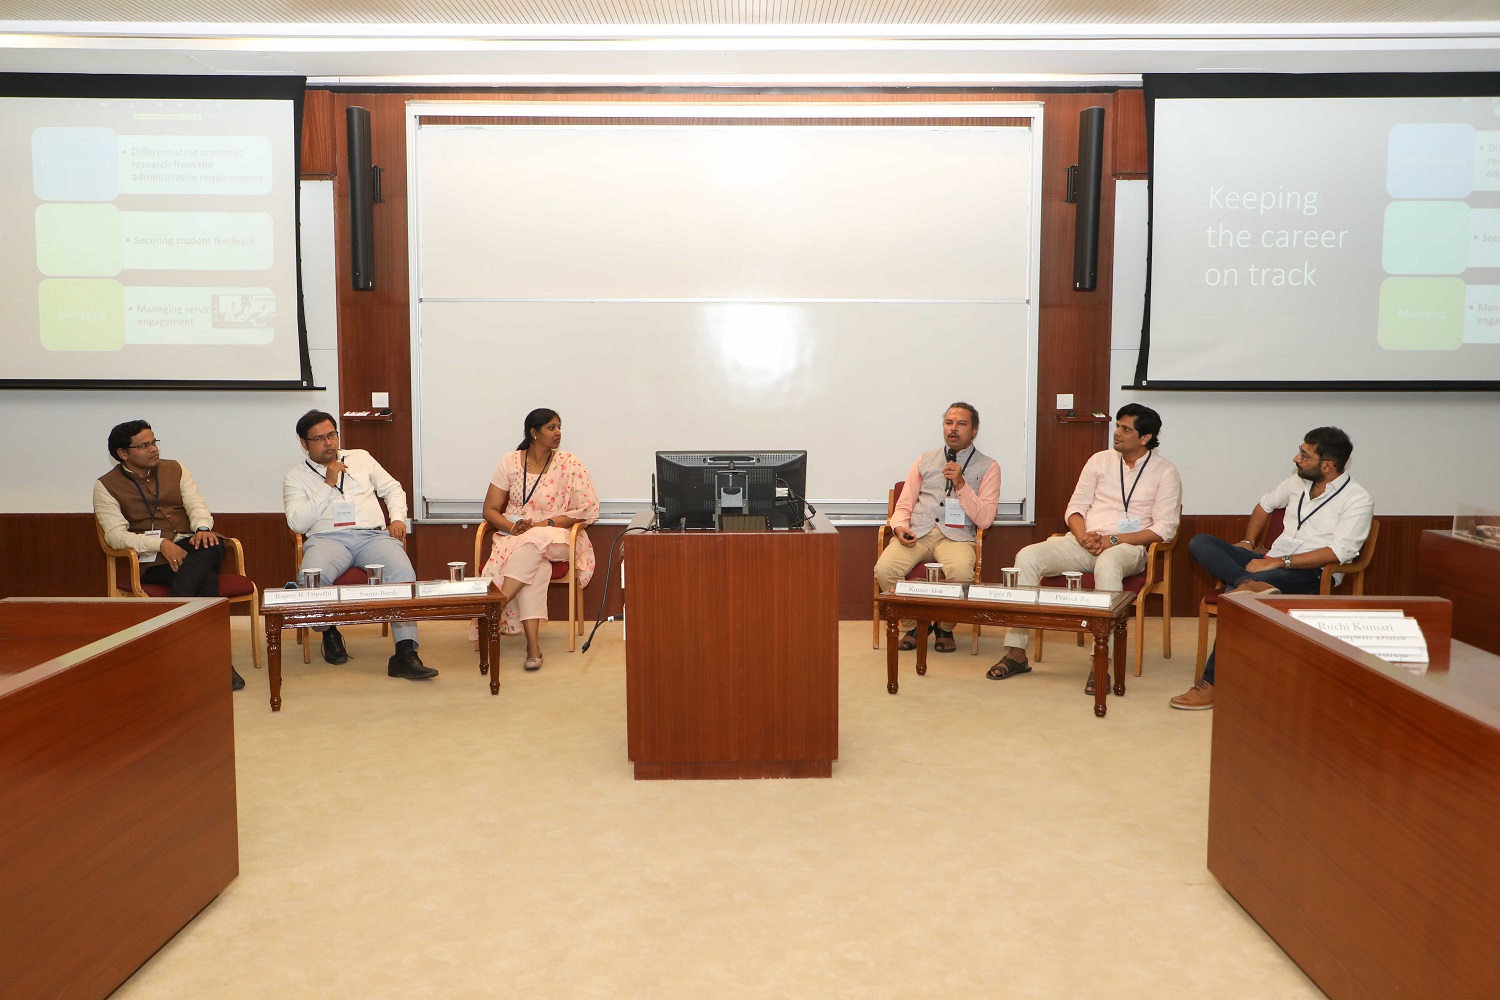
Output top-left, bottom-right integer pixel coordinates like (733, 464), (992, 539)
(624, 512), (839, 779)
(0, 598), (239, 1000)
(1210, 593), (1500, 1000)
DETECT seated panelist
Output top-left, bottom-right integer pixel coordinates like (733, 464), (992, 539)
(1170, 426), (1372, 711)
(873, 402), (1001, 654)
(93, 419), (242, 692)
(988, 403), (1181, 688)
(479, 408), (599, 672)
(282, 409), (436, 682)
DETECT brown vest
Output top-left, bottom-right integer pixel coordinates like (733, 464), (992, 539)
(97, 460), (192, 537)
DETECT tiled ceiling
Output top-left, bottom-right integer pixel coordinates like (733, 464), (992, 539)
(3, 0), (1497, 25)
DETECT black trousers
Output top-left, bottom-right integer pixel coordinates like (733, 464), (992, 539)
(140, 534), (225, 597)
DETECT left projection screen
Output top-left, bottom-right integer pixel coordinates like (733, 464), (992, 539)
(0, 76), (311, 387)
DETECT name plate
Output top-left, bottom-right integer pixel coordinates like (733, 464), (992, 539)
(263, 586), (341, 607)
(339, 583), (414, 602)
(894, 580), (967, 599)
(415, 579), (492, 598)
(967, 585), (1039, 604)
(1036, 588), (1116, 609)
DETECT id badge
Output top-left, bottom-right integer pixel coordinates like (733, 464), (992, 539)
(944, 497), (966, 528)
(331, 499), (358, 529)
(138, 528), (162, 564)
(1117, 515), (1141, 533)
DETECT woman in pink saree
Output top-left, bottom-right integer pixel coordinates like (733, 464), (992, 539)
(480, 408), (598, 670)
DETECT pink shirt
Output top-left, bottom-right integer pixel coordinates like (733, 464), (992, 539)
(1065, 448), (1182, 542)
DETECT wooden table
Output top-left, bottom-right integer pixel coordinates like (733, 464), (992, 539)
(877, 590), (1135, 717)
(1418, 528), (1500, 655)
(262, 584), (504, 711)
(1211, 593), (1500, 1000)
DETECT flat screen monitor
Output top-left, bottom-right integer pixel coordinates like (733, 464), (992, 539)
(655, 451), (808, 530)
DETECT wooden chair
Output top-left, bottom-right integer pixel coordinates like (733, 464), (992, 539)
(474, 520), (585, 652)
(290, 530), (393, 663)
(1032, 507), (1181, 677)
(1194, 515), (1381, 682)
(871, 480), (986, 653)
(95, 519), (262, 669)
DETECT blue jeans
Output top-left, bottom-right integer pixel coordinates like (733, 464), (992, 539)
(301, 529), (418, 645)
(1192, 534), (1320, 685)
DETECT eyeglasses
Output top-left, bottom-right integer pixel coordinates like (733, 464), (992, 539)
(127, 439), (161, 450)
(1296, 450), (1323, 463)
(304, 431), (339, 445)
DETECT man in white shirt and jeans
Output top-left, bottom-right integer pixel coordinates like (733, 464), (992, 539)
(282, 409), (436, 681)
(1170, 426), (1373, 711)
(987, 403), (1182, 689)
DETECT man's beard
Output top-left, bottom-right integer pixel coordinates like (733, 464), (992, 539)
(1296, 467), (1322, 483)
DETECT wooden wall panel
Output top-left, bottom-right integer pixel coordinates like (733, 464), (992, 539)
(1112, 88), (1148, 177)
(300, 88), (336, 177)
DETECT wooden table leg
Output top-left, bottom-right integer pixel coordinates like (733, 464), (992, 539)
(1112, 618), (1127, 696)
(886, 615), (899, 694)
(915, 620), (929, 676)
(266, 613), (283, 713)
(487, 605), (501, 696)
(1092, 628), (1109, 718)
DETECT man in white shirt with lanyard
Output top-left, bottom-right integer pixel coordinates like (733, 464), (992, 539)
(282, 409), (436, 681)
(987, 403), (1182, 689)
(1170, 426), (1373, 711)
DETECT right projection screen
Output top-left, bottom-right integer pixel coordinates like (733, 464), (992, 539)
(1142, 74), (1500, 389)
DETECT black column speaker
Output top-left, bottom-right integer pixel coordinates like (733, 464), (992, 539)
(346, 106), (375, 291)
(1073, 106), (1106, 292)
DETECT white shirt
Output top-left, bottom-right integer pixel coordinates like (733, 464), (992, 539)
(1065, 449), (1183, 543)
(1261, 471), (1373, 566)
(283, 448), (409, 536)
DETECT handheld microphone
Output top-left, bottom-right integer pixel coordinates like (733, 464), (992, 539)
(945, 447), (957, 495)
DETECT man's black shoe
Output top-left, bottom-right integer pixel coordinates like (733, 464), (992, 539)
(232, 667), (246, 691)
(388, 640), (438, 680)
(321, 626), (349, 664)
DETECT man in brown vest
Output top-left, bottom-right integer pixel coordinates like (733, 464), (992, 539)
(93, 419), (243, 691)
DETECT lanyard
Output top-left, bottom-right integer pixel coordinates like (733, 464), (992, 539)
(945, 448), (975, 496)
(1297, 479), (1348, 530)
(307, 458), (345, 495)
(521, 451), (553, 509)
(1120, 452), (1152, 513)
(126, 466), (160, 529)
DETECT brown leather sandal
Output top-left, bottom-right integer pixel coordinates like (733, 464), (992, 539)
(986, 656), (1031, 680)
(898, 630), (918, 651)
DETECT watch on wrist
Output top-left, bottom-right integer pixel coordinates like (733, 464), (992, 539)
(546, 517), (555, 527)
(1108, 534), (1120, 546)
(1282, 555), (1294, 569)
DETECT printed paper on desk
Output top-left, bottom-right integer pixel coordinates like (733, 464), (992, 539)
(894, 580), (966, 599)
(967, 584), (1039, 604)
(264, 586), (341, 606)
(1037, 588), (1115, 609)
(339, 583), (414, 601)
(416, 579), (492, 597)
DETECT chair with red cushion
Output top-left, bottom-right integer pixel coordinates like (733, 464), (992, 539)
(1032, 505), (1181, 677)
(96, 518), (262, 669)
(1194, 512), (1381, 682)
(872, 480), (987, 653)
(474, 520), (585, 652)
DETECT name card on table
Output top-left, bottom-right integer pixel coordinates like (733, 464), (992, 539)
(967, 584), (1039, 604)
(416, 579), (492, 598)
(894, 580), (967, 599)
(339, 583), (414, 602)
(264, 586), (341, 607)
(1036, 587), (1116, 609)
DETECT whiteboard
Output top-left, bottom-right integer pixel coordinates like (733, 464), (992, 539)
(0, 179), (340, 513)
(409, 105), (1042, 521)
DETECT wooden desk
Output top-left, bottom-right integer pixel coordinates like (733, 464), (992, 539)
(1419, 528), (1500, 655)
(877, 590), (1134, 717)
(624, 512), (839, 779)
(1, 598), (238, 1000)
(262, 584), (504, 711)
(1211, 594), (1500, 1000)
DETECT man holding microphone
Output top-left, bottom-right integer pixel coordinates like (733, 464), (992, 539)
(874, 402), (1001, 654)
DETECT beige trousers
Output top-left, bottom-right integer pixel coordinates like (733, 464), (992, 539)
(503, 544), (553, 622)
(874, 527), (977, 632)
(1000, 533), (1146, 652)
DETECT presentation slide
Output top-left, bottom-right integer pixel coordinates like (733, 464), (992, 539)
(1147, 91), (1500, 386)
(0, 85), (307, 385)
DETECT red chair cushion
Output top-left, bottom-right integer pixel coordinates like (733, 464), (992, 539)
(217, 574), (256, 598)
(1039, 572), (1145, 594)
(142, 582), (171, 597)
(549, 561), (569, 581)
(1203, 588), (1224, 608)
(333, 567), (368, 585)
